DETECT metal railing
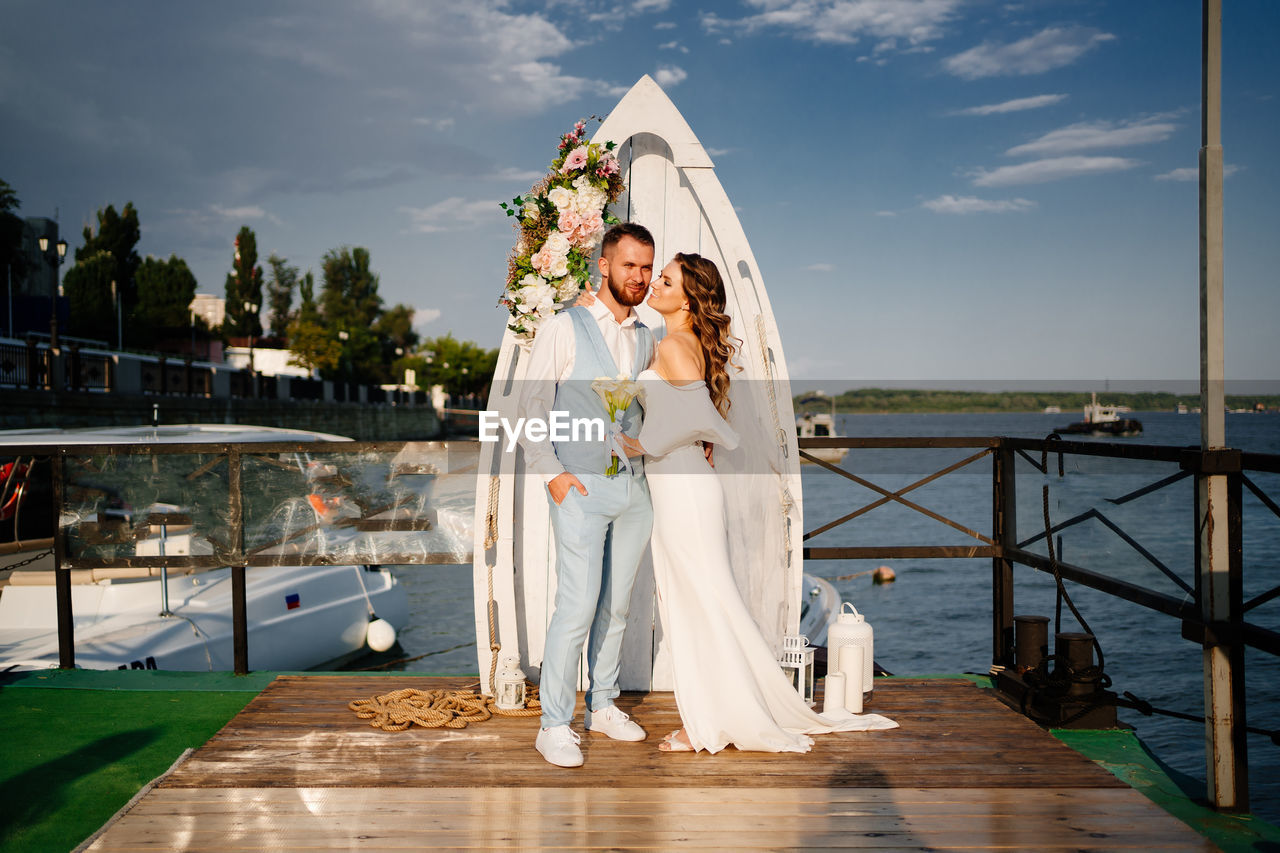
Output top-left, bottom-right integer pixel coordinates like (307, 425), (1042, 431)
(5, 433), (1276, 811)
(798, 434), (1280, 812)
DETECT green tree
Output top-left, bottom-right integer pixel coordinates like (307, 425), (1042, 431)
(413, 334), (499, 398)
(265, 253), (298, 338)
(63, 202), (141, 343)
(373, 303), (420, 382)
(0, 179), (28, 300)
(319, 247), (383, 383)
(286, 271), (339, 374)
(223, 227), (263, 338)
(62, 251), (116, 341)
(132, 255), (198, 348)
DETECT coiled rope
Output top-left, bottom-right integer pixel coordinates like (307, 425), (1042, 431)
(349, 684), (541, 732)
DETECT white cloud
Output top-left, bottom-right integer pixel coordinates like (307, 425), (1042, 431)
(875, 210), (897, 217)
(658, 40), (690, 53)
(401, 197), (499, 233)
(492, 166), (545, 184)
(634, 0), (672, 12)
(944, 26), (1115, 79)
(706, 147), (732, 157)
(954, 93), (1067, 116)
(1006, 117), (1176, 157)
(701, 0), (962, 51)
(1154, 164), (1241, 182)
(972, 156), (1141, 186)
(412, 307), (443, 337)
(922, 195), (1036, 214)
(804, 262), (835, 272)
(212, 205), (267, 220)
(654, 65), (688, 87)
(655, 20), (676, 29)
(411, 116), (456, 131)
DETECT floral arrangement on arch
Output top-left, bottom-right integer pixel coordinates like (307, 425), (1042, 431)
(499, 119), (624, 341)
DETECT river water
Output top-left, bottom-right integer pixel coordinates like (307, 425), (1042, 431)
(374, 410), (1280, 823)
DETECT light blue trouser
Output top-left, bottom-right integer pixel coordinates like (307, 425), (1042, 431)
(540, 470), (652, 730)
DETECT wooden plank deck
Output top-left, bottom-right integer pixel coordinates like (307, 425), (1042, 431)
(85, 676), (1216, 851)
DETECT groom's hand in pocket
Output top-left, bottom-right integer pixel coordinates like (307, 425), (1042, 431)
(549, 472), (588, 505)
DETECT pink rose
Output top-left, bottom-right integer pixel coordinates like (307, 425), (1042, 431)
(558, 207), (582, 235)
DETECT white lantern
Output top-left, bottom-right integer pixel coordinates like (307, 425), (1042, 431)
(495, 652), (527, 710)
(827, 602), (874, 697)
(778, 634), (816, 706)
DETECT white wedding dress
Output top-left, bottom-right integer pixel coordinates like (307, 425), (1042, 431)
(637, 369), (898, 753)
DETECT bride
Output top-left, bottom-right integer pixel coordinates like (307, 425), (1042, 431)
(599, 252), (898, 753)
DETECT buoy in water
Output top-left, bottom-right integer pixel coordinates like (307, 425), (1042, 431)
(366, 617), (397, 652)
(872, 565), (896, 584)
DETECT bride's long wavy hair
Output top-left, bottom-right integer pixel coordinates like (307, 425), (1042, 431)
(673, 253), (740, 418)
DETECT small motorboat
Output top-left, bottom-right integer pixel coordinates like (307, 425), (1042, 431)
(1057, 392), (1143, 437)
(796, 393), (850, 465)
(0, 424), (411, 672)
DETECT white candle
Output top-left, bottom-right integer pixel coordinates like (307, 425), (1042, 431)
(838, 644), (864, 713)
(823, 672), (846, 715)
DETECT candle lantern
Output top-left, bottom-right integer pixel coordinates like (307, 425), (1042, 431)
(494, 652), (527, 710)
(778, 634), (816, 706)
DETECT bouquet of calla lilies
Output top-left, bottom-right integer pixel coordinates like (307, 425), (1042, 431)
(592, 373), (643, 476)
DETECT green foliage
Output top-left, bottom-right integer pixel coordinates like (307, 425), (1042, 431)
(265, 253), (298, 338)
(410, 333), (499, 397)
(62, 250), (116, 341)
(132, 255), (198, 348)
(64, 202), (141, 343)
(286, 271), (339, 374)
(0, 178), (26, 287)
(317, 247), (383, 383)
(223, 226), (263, 338)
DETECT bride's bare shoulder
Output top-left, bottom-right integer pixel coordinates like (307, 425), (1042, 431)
(653, 332), (703, 383)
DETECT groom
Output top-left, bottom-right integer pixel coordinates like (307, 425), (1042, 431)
(518, 222), (656, 767)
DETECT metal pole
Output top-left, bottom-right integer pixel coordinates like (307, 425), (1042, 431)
(53, 453), (74, 669)
(991, 442), (1016, 668)
(1197, 0), (1246, 812)
(228, 446), (249, 674)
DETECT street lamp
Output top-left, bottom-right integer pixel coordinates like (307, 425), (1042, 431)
(244, 300), (259, 397)
(110, 281), (122, 350)
(38, 235), (68, 349)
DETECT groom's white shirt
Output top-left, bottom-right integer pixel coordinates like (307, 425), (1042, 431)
(519, 298), (642, 485)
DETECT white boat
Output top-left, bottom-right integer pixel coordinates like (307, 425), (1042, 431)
(474, 76), (811, 693)
(795, 393), (849, 466)
(0, 424), (410, 672)
(1057, 392), (1143, 437)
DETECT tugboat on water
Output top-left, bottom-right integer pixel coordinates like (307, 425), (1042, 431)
(1057, 392), (1143, 437)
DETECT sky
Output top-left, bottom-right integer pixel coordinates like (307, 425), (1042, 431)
(3, 0), (1278, 388)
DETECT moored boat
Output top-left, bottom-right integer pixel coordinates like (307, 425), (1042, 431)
(1057, 391), (1143, 436)
(795, 392), (850, 465)
(0, 424), (411, 672)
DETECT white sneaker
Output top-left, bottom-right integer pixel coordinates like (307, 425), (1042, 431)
(535, 725), (583, 767)
(587, 705), (647, 741)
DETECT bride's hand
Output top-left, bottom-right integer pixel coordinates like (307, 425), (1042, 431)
(619, 433), (644, 457)
(568, 288), (598, 308)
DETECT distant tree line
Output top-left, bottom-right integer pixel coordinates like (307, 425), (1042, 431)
(0, 180), (497, 397)
(799, 388), (1280, 414)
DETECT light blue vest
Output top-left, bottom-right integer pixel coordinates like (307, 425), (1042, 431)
(552, 306), (654, 476)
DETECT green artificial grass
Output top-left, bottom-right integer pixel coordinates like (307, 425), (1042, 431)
(0, 684), (254, 853)
(1053, 728), (1280, 853)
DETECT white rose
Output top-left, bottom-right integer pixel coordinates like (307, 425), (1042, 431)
(547, 186), (573, 210)
(556, 277), (580, 301)
(544, 231), (571, 259)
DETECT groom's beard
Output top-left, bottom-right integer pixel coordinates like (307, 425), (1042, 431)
(607, 273), (648, 307)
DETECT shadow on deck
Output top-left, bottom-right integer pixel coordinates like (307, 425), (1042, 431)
(84, 676), (1217, 851)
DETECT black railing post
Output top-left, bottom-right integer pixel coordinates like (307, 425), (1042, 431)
(53, 452), (74, 669)
(228, 445), (249, 674)
(991, 441), (1016, 668)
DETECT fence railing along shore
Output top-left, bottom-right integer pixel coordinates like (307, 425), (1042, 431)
(0, 337), (420, 405)
(1, 434), (1276, 812)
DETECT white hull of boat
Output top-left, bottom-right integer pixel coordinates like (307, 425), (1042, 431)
(0, 563), (408, 672)
(474, 76), (805, 693)
(801, 447), (850, 466)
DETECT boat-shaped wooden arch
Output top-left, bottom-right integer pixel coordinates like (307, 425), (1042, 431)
(473, 75), (805, 693)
